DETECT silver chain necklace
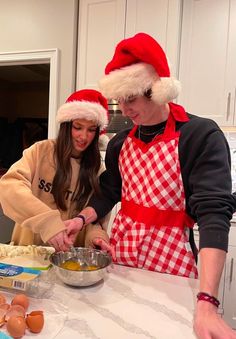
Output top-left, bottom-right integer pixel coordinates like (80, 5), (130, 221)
(138, 125), (165, 139)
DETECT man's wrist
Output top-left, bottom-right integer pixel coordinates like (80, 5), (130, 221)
(76, 207), (97, 226)
(76, 214), (86, 226)
(197, 292), (220, 308)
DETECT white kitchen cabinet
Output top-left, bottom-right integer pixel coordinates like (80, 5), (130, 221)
(222, 223), (236, 328)
(125, 0), (181, 77)
(76, 0), (182, 89)
(76, 0), (126, 90)
(178, 0), (236, 127)
(194, 222), (236, 328)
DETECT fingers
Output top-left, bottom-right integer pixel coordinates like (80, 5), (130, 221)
(48, 231), (73, 252)
(110, 247), (117, 262)
(63, 218), (84, 247)
(67, 232), (78, 247)
(92, 238), (104, 250)
(92, 238), (116, 261)
(48, 239), (59, 251)
(48, 239), (64, 252)
(63, 232), (74, 248)
(64, 218), (84, 236)
(48, 218), (84, 252)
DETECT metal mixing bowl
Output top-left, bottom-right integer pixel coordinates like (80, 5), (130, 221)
(49, 247), (112, 287)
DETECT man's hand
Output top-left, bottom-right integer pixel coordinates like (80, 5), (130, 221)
(194, 300), (236, 339)
(48, 230), (73, 252)
(92, 238), (116, 261)
(64, 217), (84, 244)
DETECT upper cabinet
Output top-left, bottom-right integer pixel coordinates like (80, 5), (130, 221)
(76, 0), (126, 90)
(77, 0), (236, 127)
(178, 0), (236, 126)
(76, 0), (182, 90)
(125, 0), (181, 78)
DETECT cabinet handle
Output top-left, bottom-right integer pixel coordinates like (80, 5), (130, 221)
(226, 92), (231, 121)
(229, 258), (234, 285)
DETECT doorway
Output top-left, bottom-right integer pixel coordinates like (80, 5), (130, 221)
(0, 49), (59, 173)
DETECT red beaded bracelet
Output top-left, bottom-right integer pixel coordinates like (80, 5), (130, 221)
(197, 292), (220, 308)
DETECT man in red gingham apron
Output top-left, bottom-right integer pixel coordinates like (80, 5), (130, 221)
(110, 104), (198, 279)
(69, 32), (236, 338)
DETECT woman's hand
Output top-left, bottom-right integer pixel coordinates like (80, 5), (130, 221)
(92, 237), (116, 261)
(194, 300), (236, 339)
(48, 230), (73, 252)
(47, 217), (84, 251)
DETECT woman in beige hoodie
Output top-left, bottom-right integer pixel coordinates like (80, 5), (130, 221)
(0, 89), (110, 252)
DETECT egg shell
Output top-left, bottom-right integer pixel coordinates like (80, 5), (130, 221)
(0, 304), (11, 327)
(26, 310), (44, 333)
(5, 304), (26, 321)
(6, 315), (26, 338)
(0, 293), (6, 305)
(0, 312), (5, 327)
(0, 303), (10, 311)
(11, 294), (29, 311)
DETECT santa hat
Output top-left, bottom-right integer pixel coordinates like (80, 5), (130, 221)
(57, 89), (109, 147)
(99, 32), (181, 104)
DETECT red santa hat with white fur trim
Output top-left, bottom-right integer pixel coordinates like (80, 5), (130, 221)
(57, 89), (109, 147)
(98, 32), (181, 104)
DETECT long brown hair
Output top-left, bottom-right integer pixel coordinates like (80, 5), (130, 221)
(51, 122), (101, 211)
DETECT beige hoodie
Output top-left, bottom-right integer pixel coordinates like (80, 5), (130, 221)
(0, 139), (109, 246)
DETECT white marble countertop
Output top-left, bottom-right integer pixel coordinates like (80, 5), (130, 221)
(40, 264), (199, 339)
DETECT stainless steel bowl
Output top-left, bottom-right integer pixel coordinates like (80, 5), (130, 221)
(49, 247), (112, 287)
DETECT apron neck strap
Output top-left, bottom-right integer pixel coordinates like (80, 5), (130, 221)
(129, 103), (189, 138)
(164, 103), (189, 138)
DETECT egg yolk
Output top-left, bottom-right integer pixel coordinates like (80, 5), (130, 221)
(60, 260), (98, 271)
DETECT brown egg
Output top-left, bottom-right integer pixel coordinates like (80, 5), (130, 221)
(6, 315), (26, 338)
(26, 310), (44, 333)
(11, 294), (29, 311)
(5, 304), (26, 321)
(0, 310), (5, 327)
(0, 303), (10, 327)
(0, 303), (10, 311)
(0, 293), (6, 305)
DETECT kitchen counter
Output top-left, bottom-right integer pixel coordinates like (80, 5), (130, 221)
(43, 264), (198, 339)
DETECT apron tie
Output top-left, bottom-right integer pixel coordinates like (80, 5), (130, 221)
(122, 198), (194, 228)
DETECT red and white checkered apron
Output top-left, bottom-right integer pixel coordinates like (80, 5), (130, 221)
(111, 105), (198, 278)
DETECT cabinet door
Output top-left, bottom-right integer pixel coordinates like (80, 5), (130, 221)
(125, 0), (181, 77)
(223, 245), (236, 329)
(178, 0), (236, 126)
(76, 0), (126, 89)
(228, 0), (236, 124)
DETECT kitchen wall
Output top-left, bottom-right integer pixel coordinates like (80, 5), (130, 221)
(1, 1), (236, 174)
(0, 0), (78, 107)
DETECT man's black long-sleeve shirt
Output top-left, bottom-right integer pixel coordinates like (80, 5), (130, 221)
(90, 113), (236, 252)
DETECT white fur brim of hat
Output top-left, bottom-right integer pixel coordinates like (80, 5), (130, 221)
(56, 100), (108, 130)
(99, 62), (181, 105)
